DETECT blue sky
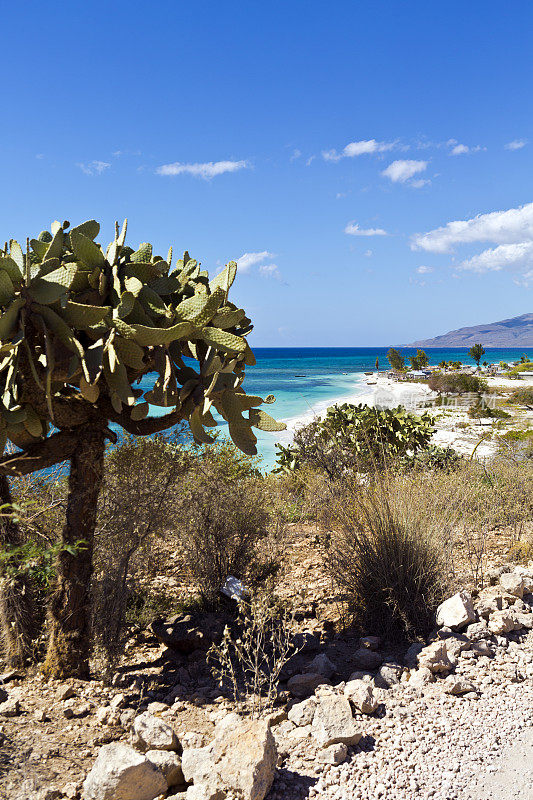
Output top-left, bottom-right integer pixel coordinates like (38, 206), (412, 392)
(2, 1), (533, 346)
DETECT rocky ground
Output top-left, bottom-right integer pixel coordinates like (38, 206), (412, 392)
(0, 564), (531, 800)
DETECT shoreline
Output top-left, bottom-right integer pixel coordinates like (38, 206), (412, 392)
(268, 371), (533, 465)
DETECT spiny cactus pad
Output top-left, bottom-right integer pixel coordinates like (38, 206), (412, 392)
(0, 219), (285, 454)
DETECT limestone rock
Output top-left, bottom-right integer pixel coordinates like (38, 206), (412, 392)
(441, 635), (470, 667)
(488, 611), (517, 635)
(344, 679), (379, 714)
(182, 713), (277, 800)
(145, 750), (183, 787)
(306, 653), (336, 678)
(375, 662), (403, 688)
(352, 647), (383, 670)
(511, 611), (533, 630)
(436, 591), (476, 630)
(408, 667), (435, 687)
(499, 572), (524, 598)
(0, 698), (20, 717)
(287, 672), (328, 697)
(132, 712), (178, 752)
(317, 742), (348, 765)
(417, 641), (453, 673)
(311, 694), (362, 747)
(82, 742), (167, 800)
(441, 677), (477, 696)
(470, 640), (496, 657)
(287, 697), (317, 726)
(465, 621), (491, 641)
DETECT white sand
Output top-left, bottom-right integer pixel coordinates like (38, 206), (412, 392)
(487, 376), (533, 389)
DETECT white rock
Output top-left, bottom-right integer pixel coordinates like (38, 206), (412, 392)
(132, 712), (178, 752)
(145, 750), (183, 787)
(317, 742), (348, 765)
(344, 680), (379, 714)
(408, 667), (435, 687)
(182, 714), (276, 800)
(311, 694), (362, 747)
(82, 742), (167, 800)
(376, 662), (403, 687)
(441, 676), (477, 696)
(436, 591), (476, 630)
(287, 697), (317, 726)
(488, 611), (518, 635)
(417, 641), (453, 673)
(500, 572), (524, 598)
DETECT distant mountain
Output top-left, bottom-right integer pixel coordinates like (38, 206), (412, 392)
(405, 313), (533, 348)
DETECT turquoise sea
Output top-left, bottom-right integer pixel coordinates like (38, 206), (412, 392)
(240, 347), (533, 469)
(143, 346), (532, 470)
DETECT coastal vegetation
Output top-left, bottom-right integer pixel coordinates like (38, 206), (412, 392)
(0, 219), (284, 677)
(408, 349), (429, 370)
(427, 372), (488, 394)
(386, 347), (405, 371)
(0, 227), (531, 786)
(468, 343), (486, 366)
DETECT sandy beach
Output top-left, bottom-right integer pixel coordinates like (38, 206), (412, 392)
(276, 371), (533, 462)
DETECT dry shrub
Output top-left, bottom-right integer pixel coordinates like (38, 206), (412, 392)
(91, 430), (189, 674)
(208, 595), (300, 716)
(176, 457), (279, 607)
(326, 474), (450, 641)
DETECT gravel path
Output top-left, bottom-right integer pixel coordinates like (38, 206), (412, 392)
(269, 630), (533, 800)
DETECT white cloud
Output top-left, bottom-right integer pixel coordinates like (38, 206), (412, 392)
(412, 201), (533, 284)
(412, 201), (533, 253)
(449, 143), (485, 156)
(236, 251), (274, 272)
(416, 265), (433, 274)
(410, 178), (431, 188)
(364, 249), (373, 257)
(290, 148), (302, 161)
(323, 139), (397, 162)
(381, 159), (427, 183)
(259, 263), (281, 279)
(156, 159), (249, 179)
(505, 139), (527, 151)
(344, 222), (387, 236)
(306, 155), (316, 166)
(78, 160), (111, 175)
(457, 241), (533, 274)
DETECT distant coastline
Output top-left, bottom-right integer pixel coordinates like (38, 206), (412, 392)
(402, 312), (533, 348)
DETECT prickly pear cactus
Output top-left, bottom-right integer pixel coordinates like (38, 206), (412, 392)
(0, 219), (285, 454)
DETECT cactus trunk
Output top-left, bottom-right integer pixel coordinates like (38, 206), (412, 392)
(0, 475), (40, 667)
(43, 425), (105, 679)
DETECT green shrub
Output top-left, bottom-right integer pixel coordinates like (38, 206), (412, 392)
(428, 373), (488, 394)
(401, 445), (462, 472)
(507, 388), (533, 406)
(274, 404), (435, 476)
(468, 402), (511, 419)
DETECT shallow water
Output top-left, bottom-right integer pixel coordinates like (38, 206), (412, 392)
(143, 346), (533, 471)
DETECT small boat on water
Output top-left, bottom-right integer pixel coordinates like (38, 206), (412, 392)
(364, 371), (373, 376)
(366, 380), (377, 385)
(294, 374), (306, 377)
